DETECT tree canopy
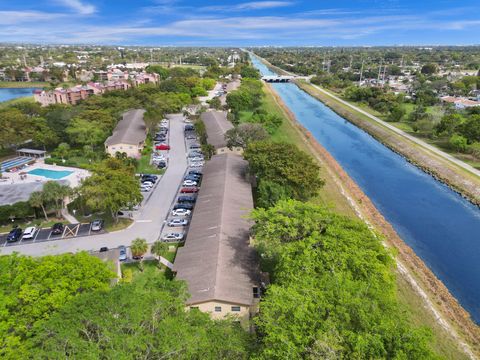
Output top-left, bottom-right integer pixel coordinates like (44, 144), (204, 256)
(251, 200), (438, 359)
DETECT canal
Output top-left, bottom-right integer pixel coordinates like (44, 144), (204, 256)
(250, 55), (480, 324)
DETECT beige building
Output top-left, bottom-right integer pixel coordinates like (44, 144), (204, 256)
(173, 154), (259, 321)
(104, 109), (147, 158)
(200, 111), (243, 154)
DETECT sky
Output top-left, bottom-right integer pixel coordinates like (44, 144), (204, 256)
(1, 0), (480, 46)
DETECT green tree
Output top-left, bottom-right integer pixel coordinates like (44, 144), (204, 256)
(387, 105), (406, 122)
(244, 141), (323, 205)
(131, 238), (148, 270)
(26, 271), (252, 359)
(435, 114), (464, 136)
(0, 252), (114, 358)
(151, 241), (169, 268)
(251, 200), (437, 359)
(449, 134), (468, 152)
(55, 142), (70, 160)
(225, 123), (269, 150)
(78, 160), (142, 222)
(421, 63), (438, 75)
(66, 117), (107, 148)
(42, 181), (71, 218)
(28, 191), (48, 221)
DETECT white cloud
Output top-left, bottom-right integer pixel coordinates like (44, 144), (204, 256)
(201, 1), (294, 12)
(55, 0), (96, 15)
(0, 11), (66, 25)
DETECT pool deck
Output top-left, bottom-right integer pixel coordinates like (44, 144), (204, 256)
(0, 160), (90, 206)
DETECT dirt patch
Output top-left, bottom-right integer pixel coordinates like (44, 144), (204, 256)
(266, 83), (480, 358)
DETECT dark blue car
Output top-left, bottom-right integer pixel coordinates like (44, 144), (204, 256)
(7, 228), (22, 242)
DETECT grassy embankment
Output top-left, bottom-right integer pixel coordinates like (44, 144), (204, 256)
(0, 81), (48, 88)
(260, 81), (471, 360)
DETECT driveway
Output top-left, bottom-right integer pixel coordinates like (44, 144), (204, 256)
(1, 113), (188, 257)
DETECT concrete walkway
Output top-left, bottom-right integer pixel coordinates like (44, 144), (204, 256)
(310, 84), (480, 179)
(1, 114), (188, 257)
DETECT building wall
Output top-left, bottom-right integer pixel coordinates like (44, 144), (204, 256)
(187, 300), (251, 320)
(106, 143), (142, 158)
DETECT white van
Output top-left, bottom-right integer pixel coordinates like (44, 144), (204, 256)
(22, 226), (37, 240)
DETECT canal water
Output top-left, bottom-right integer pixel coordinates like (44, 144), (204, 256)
(0, 88), (38, 102)
(250, 55), (480, 323)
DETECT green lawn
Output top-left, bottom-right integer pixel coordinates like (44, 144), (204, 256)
(0, 81), (48, 88)
(136, 151), (163, 175)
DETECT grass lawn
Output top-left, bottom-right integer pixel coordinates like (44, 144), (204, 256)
(136, 151), (163, 175)
(0, 81), (48, 88)
(0, 217), (68, 234)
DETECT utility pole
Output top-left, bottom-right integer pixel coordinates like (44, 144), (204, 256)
(359, 60), (364, 86)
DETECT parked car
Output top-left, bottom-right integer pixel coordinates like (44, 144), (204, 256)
(119, 245), (127, 261)
(142, 181), (154, 187)
(189, 144), (201, 150)
(184, 174), (200, 181)
(188, 152), (203, 158)
(180, 187), (199, 193)
(162, 232), (184, 242)
(142, 175), (158, 182)
(190, 157), (204, 162)
(190, 162), (204, 168)
(186, 134), (197, 140)
(7, 228), (22, 242)
(157, 161), (167, 169)
(140, 186), (151, 192)
(156, 144), (170, 150)
(188, 170), (202, 176)
(51, 223), (64, 235)
(173, 203), (194, 210)
(22, 226), (37, 240)
(184, 119), (193, 124)
(184, 124), (194, 131)
(99, 247), (108, 252)
(142, 174), (158, 180)
(183, 180), (197, 186)
(178, 196), (196, 203)
(167, 218), (189, 227)
(91, 219), (104, 231)
(171, 208), (191, 217)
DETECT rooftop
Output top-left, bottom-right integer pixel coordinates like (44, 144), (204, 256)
(174, 153), (258, 306)
(200, 111), (233, 149)
(104, 109), (147, 146)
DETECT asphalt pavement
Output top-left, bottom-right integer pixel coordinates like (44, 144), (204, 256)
(1, 113), (188, 257)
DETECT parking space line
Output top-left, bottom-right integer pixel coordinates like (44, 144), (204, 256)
(33, 229), (40, 242)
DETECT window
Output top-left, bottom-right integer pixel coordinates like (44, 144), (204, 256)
(231, 306), (241, 312)
(214, 306), (222, 312)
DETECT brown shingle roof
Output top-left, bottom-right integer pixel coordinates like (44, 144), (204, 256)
(200, 111), (233, 149)
(105, 109), (146, 146)
(174, 154), (258, 306)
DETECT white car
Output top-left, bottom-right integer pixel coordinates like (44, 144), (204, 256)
(171, 208), (191, 217)
(142, 181), (154, 187)
(190, 157), (204, 162)
(140, 187), (151, 192)
(184, 119), (192, 124)
(22, 226), (37, 240)
(183, 180), (197, 186)
(162, 232), (184, 242)
(168, 218), (189, 227)
(190, 162), (204, 168)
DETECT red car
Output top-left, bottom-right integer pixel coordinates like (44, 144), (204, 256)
(155, 144), (170, 150)
(180, 187), (199, 193)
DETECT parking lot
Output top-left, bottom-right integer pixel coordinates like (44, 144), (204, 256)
(159, 117), (204, 244)
(0, 222), (107, 247)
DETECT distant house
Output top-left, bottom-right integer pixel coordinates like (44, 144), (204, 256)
(105, 109), (147, 158)
(441, 96), (480, 110)
(173, 153), (259, 320)
(200, 111), (242, 154)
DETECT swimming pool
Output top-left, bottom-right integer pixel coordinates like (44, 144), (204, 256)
(28, 168), (74, 179)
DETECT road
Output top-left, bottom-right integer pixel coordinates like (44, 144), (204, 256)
(309, 84), (480, 179)
(1, 113), (188, 257)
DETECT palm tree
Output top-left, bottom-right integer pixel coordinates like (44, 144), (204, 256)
(151, 241), (169, 268)
(29, 191), (48, 221)
(131, 238), (148, 271)
(42, 181), (72, 218)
